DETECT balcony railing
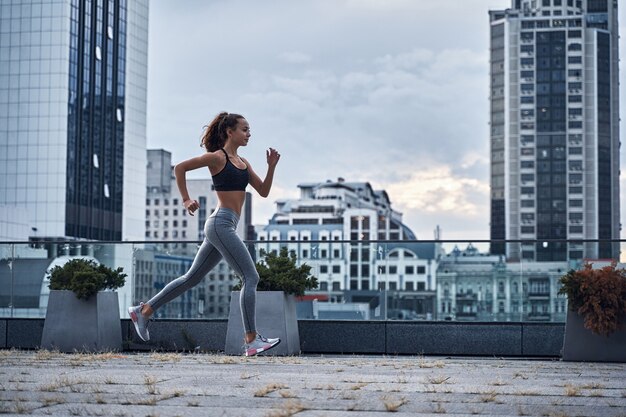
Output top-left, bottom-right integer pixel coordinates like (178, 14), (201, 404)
(0, 238), (622, 323)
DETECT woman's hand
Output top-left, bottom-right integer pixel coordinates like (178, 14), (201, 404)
(183, 199), (199, 216)
(266, 147), (280, 167)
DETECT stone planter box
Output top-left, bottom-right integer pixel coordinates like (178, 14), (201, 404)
(562, 310), (626, 362)
(41, 290), (122, 352)
(225, 291), (300, 356)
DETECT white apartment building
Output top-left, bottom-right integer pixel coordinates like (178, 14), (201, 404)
(255, 179), (440, 319)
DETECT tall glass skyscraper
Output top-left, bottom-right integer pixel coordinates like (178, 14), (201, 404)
(489, 0), (620, 261)
(0, 0), (148, 241)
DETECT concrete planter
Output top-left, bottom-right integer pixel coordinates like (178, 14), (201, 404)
(41, 290), (122, 352)
(225, 291), (300, 356)
(562, 310), (626, 362)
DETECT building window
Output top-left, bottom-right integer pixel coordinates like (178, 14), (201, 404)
(417, 266), (425, 274)
(320, 265), (328, 273)
(405, 266), (414, 275)
(405, 282), (414, 291)
(332, 265), (340, 273)
(568, 43), (582, 51)
(350, 265), (358, 277)
(361, 265), (369, 277)
(568, 147), (582, 155)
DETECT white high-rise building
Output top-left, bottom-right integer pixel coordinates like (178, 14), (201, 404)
(489, 0), (620, 261)
(0, 0), (149, 242)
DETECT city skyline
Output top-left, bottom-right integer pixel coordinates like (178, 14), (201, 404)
(147, 0), (626, 241)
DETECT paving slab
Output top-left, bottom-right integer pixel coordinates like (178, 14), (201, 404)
(0, 350), (624, 416)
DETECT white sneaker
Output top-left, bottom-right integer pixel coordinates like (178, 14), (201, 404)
(244, 334), (280, 356)
(128, 302), (150, 341)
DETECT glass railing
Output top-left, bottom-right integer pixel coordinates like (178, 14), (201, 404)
(0, 239), (623, 322)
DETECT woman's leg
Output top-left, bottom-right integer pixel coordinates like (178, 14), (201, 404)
(205, 209), (259, 338)
(146, 237), (223, 312)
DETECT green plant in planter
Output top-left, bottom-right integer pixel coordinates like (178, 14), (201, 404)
(233, 247), (318, 296)
(559, 262), (626, 336)
(48, 258), (127, 300)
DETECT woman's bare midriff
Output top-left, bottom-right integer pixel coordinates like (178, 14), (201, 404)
(215, 190), (247, 216)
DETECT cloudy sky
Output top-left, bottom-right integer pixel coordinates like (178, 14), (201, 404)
(147, 0), (626, 241)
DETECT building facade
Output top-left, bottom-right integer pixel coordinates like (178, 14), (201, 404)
(255, 179), (440, 320)
(489, 0), (620, 261)
(437, 244), (570, 322)
(0, 0), (149, 242)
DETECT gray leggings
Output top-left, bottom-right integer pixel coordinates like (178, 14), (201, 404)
(147, 207), (259, 333)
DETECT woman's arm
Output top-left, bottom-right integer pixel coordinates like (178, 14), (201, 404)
(174, 153), (215, 215)
(244, 147), (280, 198)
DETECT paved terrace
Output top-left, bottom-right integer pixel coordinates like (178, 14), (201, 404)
(0, 350), (625, 417)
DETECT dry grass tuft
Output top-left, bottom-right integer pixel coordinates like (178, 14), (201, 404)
(350, 382), (369, 391)
(564, 384), (581, 397)
(39, 376), (76, 392)
(254, 383), (289, 397)
(144, 375), (158, 395)
(41, 396), (65, 406)
(418, 358), (446, 369)
(279, 390), (297, 398)
(427, 375), (451, 385)
(34, 349), (60, 361)
(207, 354), (238, 364)
(381, 395), (408, 412)
(479, 389), (498, 403)
(149, 352), (182, 363)
(264, 400), (306, 417)
(581, 382), (606, 389)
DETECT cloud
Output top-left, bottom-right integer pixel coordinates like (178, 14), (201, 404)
(382, 166), (490, 217)
(278, 52), (312, 64)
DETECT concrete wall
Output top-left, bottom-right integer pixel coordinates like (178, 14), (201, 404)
(0, 318), (564, 357)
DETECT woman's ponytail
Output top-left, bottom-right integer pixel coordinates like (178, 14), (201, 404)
(200, 112), (244, 152)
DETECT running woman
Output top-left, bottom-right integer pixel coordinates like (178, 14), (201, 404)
(129, 112), (281, 356)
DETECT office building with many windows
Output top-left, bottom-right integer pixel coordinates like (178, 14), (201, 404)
(0, 0), (149, 242)
(489, 0), (620, 261)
